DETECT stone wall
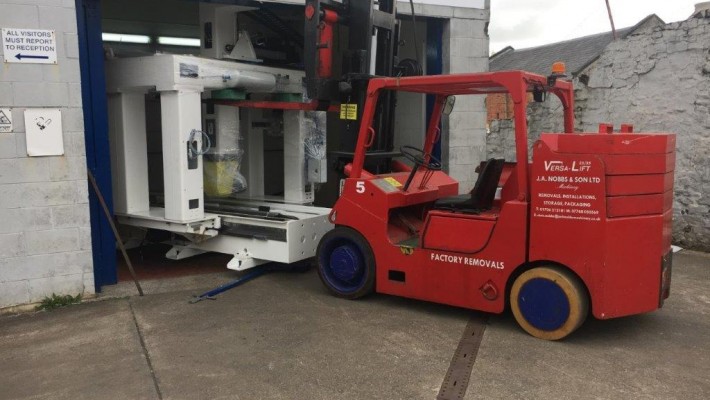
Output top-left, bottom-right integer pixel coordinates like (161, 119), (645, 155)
(487, 119), (517, 162)
(0, 0), (93, 308)
(488, 16), (710, 251)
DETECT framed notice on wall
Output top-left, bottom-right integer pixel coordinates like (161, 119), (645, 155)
(2, 28), (58, 65)
(24, 109), (64, 156)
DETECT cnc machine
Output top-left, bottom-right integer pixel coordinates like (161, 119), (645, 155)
(105, 3), (331, 271)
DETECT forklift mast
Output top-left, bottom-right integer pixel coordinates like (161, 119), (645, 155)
(304, 0), (420, 174)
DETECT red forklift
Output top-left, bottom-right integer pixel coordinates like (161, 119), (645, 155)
(314, 69), (675, 340)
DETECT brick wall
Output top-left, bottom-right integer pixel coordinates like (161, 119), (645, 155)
(486, 93), (513, 122)
(0, 0), (93, 308)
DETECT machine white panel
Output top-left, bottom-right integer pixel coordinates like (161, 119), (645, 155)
(105, 55), (304, 94)
(161, 90), (205, 222)
(188, 204), (333, 264)
(108, 92), (149, 214)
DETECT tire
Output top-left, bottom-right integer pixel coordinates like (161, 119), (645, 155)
(316, 227), (376, 299)
(510, 266), (589, 341)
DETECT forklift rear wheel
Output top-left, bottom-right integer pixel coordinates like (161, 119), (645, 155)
(510, 266), (589, 340)
(317, 227), (376, 299)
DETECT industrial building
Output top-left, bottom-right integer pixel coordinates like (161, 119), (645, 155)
(0, 0), (490, 309)
(2, 2), (709, 399)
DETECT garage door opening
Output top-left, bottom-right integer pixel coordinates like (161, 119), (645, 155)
(77, 0), (443, 291)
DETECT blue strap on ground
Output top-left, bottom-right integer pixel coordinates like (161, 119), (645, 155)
(189, 263), (302, 303)
(189, 267), (269, 303)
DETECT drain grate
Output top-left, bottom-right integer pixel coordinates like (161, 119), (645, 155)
(437, 314), (488, 400)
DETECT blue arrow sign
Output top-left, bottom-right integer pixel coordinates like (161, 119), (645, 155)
(15, 53), (49, 60)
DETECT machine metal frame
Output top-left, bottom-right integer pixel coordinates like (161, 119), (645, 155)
(105, 52), (332, 271)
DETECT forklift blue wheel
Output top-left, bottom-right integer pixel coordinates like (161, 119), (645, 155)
(510, 266), (589, 340)
(316, 227), (376, 299)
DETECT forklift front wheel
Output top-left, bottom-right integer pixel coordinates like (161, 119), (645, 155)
(316, 227), (376, 299)
(510, 266), (589, 341)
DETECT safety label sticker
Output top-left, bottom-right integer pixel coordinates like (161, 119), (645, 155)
(383, 177), (402, 188)
(2, 28), (57, 64)
(0, 108), (12, 133)
(339, 103), (358, 120)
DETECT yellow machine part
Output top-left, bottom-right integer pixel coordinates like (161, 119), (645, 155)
(204, 159), (239, 197)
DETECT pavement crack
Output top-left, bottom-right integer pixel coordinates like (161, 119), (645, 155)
(129, 299), (164, 400)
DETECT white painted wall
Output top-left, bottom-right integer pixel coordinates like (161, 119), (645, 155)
(0, 0), (93, 309)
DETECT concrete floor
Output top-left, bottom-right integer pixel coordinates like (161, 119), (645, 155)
(0, 250), (708, 400)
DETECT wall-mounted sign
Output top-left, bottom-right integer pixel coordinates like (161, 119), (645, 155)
(2, 28), (57, 64)
(0, 108), (12, 133)
(25, 109), (63, 156)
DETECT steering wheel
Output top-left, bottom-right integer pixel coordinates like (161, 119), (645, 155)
(399, 146), (442, 191)
(400, 146), (442, 171)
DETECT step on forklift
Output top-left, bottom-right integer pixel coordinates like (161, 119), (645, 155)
(305, 2), (675, 340)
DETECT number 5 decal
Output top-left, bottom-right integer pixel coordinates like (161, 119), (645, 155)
(356, 181), (366, 194)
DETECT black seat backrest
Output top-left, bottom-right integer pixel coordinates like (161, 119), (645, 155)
(469, 158), (505, 210)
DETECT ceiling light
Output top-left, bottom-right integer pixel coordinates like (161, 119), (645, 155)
(158, 36), (201, 47)
(102, 33), (151, 44)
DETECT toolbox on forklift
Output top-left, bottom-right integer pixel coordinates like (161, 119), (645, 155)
(315, 69), (676, 340)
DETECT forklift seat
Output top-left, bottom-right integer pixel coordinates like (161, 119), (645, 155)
(433, 158), (505, 213)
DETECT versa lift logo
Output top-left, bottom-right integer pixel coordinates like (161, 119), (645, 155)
(544, 160), (592, 172)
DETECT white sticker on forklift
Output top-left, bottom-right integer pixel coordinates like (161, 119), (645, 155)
(430, 253), (505, 270)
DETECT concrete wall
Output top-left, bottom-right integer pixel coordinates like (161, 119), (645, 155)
(0, 0), (93, 308)
(488, 16), (710, 252)
(440, 7), (490, 193)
